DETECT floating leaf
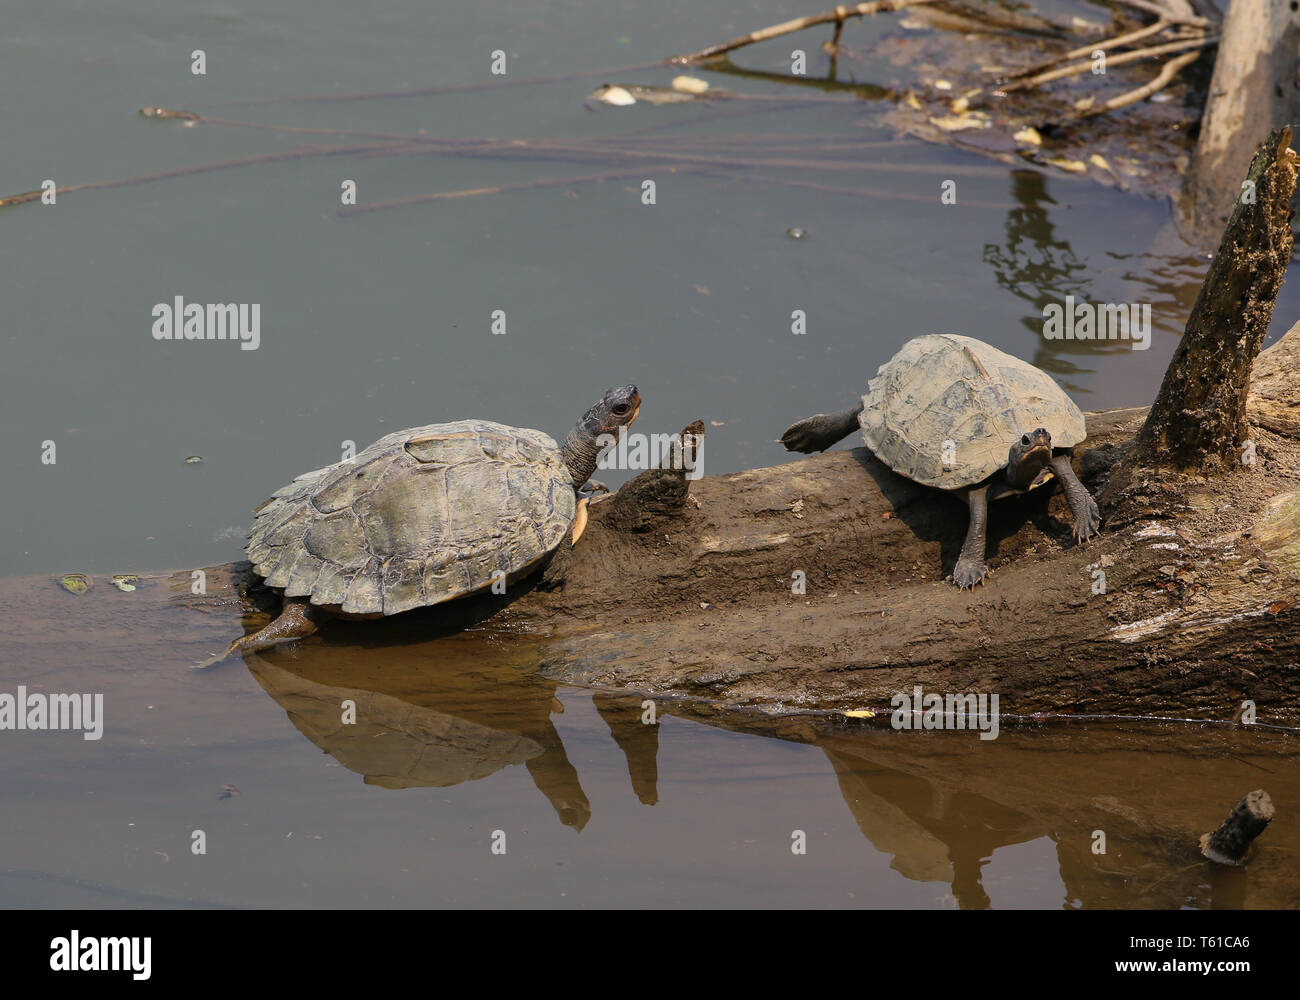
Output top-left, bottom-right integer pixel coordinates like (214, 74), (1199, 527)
(59, 573), (91, 595)
(1013, 126), (1043, 147)
(112, 574), (140, 592)
(1088, 153), (1113, 173)
(1047, 157), (1088, 174)
(843, 709), (876, 719)
(933, 79), (953, 91)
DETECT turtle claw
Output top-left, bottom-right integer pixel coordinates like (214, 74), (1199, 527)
(950, 558), (989, 590)
(1072, 496), (1101, 544)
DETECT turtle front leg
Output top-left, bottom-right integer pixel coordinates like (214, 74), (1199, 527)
(192, 597), (326, 671)
(1050, 454), (1100, 543)
(951, 485), (990, 589)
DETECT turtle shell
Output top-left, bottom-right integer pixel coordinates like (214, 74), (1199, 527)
(246, 420), (576, 616)
(859, 334), (1086, 489)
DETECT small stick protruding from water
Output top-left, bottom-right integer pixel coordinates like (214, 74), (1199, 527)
(1200, 789), (1274, 865)
(139, 107), (201, 121)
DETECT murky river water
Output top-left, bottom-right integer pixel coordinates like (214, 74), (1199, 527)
(2, 0), (1296, 907)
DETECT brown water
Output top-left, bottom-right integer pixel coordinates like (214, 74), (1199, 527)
(2, 568), (1297, 909)
(3, 0), (1296, 908)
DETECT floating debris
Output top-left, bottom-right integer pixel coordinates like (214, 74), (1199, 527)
(671, 75), (710, 94)
(111, 574), (140, 592)
(184, 455), (204, 464)
(590, 83), (717, 106)
(59, 573), (92, 596)
(591, 84), (637, 106)
(843, 709), (876, 719)
(1089, 152), (1115, 174)
(1014, 126), (1043, 147)
(929, 112), (989, 133)
(138, 107), (200, 121)
(786, 226), (807, 239)
(1047, 156), (1088, 174)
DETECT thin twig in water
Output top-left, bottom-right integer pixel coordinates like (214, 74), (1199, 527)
(0, 143), (396, 208)
(1001, 18), (1172, 81)
(199, 62), (669, 109)
(669, 0), (942, 64)
(997, 34), (1216, 93)
(1109, 0), (1212, 29)
(1077, 48), (1202, 118)
(337, 166), (708, 214)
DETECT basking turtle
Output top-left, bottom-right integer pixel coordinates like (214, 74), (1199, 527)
(780, 335), (1099, 588)
(197, 385), (640, 667)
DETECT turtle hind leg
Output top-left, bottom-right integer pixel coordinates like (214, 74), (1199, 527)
(192, 597), (326, 671)
(779, 402), (865, 454)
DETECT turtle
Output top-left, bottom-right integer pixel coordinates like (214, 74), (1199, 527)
(779, 334), (1099, 588)
(196, 385), (641, 668)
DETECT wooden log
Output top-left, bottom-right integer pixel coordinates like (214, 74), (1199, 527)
(1200, 789), (1274, 864)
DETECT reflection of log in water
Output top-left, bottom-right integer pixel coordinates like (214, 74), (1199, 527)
(228, 643), (1300, 907)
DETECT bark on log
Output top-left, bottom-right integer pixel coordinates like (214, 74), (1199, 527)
(1135, 127), (1297, 470)
(1179, 1), (1300, 245)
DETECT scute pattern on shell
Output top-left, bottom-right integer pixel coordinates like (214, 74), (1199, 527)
(858, 334), (1086, 489)
(247, 420), (576, 615)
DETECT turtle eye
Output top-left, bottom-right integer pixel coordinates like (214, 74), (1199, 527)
(612, 403), (631, 416)
(1020, 434), (1030, 446)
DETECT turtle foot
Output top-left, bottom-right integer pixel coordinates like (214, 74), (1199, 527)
(950, 558), (989, 589)
(779, 415), (839, 454)
(1072, 496), (1101, 544)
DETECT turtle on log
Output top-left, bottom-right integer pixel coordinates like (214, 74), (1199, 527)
(196, 385), (640, 667)
(780, 335), (1099, 588)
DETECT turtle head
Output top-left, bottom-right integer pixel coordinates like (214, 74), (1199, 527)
(1005, 427), (1053, 489)
(586, 384), (641, 437)
(560, 385), (641, 488)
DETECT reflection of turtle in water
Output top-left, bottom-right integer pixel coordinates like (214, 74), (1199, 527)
(197, 385), (640, 667)
(781, 335), (1099, 588)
